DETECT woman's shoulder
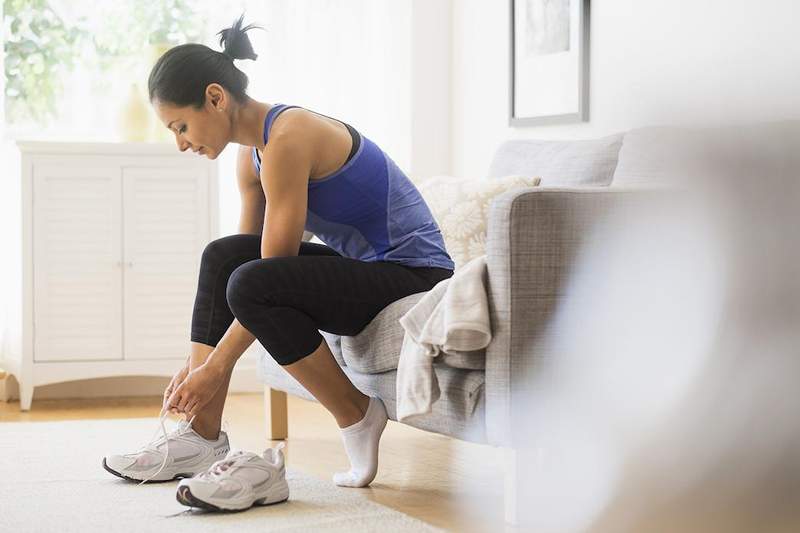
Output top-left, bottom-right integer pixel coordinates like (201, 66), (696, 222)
(266, 107), (334, 172)
(269, 106), (320, 143)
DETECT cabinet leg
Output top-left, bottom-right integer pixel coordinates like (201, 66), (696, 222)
(20, 383), (34, 411)
(0, 373), (10, 402)
(264, 386), (288, 440)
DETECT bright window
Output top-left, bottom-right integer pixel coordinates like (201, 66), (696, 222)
(2, 0), (254, 140)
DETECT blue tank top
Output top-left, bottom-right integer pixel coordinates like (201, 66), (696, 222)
(252, 104), (455, 270)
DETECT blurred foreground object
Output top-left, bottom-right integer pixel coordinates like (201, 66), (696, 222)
(512, 120), (800, 533)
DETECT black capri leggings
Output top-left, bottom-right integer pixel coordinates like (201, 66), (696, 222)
(190, 234), (454, 366)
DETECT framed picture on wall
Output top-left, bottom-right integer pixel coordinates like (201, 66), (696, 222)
(509, 0), (590, 126)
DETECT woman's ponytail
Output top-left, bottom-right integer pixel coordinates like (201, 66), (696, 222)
(217, 13), (262, 61)
(149, 13), (264, 108)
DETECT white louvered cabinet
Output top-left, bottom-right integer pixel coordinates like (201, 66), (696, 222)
(32, 163), (124, 362)
(2, 142), (232, 410)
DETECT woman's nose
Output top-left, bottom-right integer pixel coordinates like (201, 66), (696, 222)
(176, 137), (190, 152)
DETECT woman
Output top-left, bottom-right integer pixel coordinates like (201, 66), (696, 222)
(102, 15), (454, 509)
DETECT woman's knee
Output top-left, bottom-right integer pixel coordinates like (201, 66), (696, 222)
(225, 260), (273, 317)
(201, 234), (259, 269)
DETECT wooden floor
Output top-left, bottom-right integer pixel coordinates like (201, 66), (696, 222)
(1, 393), (517, 532)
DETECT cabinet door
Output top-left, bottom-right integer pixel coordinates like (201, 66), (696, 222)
(33, 164), (123, 362)
(122, 167), (210, 360)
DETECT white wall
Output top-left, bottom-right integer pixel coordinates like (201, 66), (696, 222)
(451, 0), (800, 179)
(411, 0), (452, 181)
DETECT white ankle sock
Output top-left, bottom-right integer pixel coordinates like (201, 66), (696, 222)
(333, 396), (388, 487)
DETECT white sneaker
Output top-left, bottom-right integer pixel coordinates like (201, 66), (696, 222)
(176, 442), (290, 511)
(102, 418), (230, 483)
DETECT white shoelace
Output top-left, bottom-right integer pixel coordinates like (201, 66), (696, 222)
(136, 408), (197, 485)
(199, 450), (251, 480)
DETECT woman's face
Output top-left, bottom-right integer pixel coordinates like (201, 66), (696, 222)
(152, 84), (231, 160)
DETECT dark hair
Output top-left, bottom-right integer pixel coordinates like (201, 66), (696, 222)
(148, 14), (262, 108)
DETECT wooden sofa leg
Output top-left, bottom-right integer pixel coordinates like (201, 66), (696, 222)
(264, 386), (288, 440)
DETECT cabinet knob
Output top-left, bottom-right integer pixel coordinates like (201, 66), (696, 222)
(127, 261), (134, 268)
(115, 261), (122, 268)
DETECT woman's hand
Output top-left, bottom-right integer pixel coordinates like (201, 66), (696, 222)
(164, 360), (226, 420)
(162, 361), (190, 415)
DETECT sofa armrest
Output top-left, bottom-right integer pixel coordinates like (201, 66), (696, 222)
(483, 186), (651, 447)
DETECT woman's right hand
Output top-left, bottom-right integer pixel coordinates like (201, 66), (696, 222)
(163, 360), (191, 415)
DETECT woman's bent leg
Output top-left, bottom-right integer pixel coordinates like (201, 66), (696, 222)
(224, 255), (452, 486)
(225, 255), (450, 420)
(187, 235), (341, 438)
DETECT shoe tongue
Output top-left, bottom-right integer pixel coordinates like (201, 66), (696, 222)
(262, 447), (280, 463)
(232, 450), (257, 461)
(212, 450), (252, 472)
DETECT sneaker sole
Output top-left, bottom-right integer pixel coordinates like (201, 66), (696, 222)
(176, 484), (289, 512)
(102, 458), (195, 483)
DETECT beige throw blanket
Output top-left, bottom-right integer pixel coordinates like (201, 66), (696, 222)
(396, 255), (491, 422)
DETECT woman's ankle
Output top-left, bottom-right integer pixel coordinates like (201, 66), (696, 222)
(335, 394), (371, 429)
(190, 418), (221, 440)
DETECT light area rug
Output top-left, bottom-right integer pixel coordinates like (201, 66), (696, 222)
(0, 417), (444, 532)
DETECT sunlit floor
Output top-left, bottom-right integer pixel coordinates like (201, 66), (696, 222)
(1, 392), (517, 532)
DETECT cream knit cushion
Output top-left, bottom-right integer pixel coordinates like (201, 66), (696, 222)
(416, 174), (541, 270)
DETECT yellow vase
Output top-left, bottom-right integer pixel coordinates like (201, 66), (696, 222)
(146, 42), (175, 143)
(119, 83), (150, 142)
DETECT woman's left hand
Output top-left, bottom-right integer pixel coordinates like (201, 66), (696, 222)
(165, 360), (225, 419)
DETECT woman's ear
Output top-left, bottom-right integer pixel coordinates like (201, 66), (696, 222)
(206, 83), (226, 112)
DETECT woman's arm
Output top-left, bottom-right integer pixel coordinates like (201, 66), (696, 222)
(236, 144), (266, 235)
(168, 131), (318, 414)
(205, 130), (316, 375)
(257, 131), (312, 259)
(208, 146), (263, 356)
(187, 146), (263, 379)
(203, 124), (317, 370)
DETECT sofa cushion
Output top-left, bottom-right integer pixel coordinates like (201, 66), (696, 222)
(326, 292), (486, 374)
(488, 133), (624, 186)
(415, 174), (540, 270)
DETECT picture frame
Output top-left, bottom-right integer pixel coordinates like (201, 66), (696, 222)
(509, 0), (591, 126)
